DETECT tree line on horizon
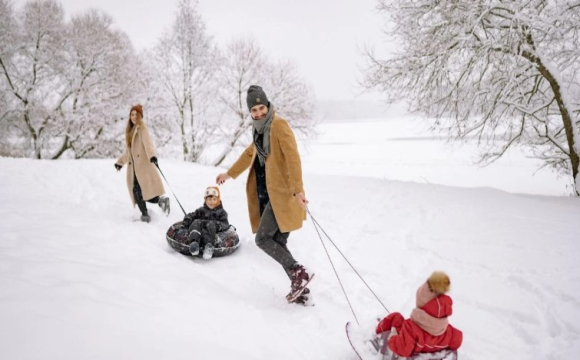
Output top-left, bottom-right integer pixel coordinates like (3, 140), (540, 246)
(0, 0), (316, 165)
(3, 0), (579, 194)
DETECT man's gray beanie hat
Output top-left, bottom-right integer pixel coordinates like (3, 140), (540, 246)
(246, 85), (269, 110)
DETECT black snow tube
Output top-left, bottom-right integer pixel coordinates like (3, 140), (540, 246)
(166, 221), (240, 257)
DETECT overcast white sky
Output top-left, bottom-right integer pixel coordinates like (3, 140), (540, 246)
(15, 0), (393, 102)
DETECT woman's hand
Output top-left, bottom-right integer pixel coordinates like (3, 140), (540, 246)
(114, 164), (122, 172)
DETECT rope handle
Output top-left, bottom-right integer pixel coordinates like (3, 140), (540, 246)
(155, 163), (187, 216)
(307, 207), (390, 322)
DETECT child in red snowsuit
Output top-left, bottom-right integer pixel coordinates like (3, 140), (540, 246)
(376, 271), (463, 358)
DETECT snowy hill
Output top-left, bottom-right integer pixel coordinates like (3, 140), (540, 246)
(1, 156), (579, 360)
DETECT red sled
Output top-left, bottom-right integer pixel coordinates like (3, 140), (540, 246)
(346, 322), (458, 360)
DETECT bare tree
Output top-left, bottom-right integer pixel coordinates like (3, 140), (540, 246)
(0, 0), (19, 155)
(212, 37), (317, 166)
(365, 0), (580, 195)
(0, 1), (140, 159)
(137, 49), (175, 156)
(0, 0), (17, 61)
(265, 59), (316, 131)
(53, 9), (140, 159)
(211, 37), (265, 166)
(0, 0), (67, 159)
(150, 0), (218, 162)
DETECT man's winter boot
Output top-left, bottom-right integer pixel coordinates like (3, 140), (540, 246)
(294, 294), (313, 306)
(202, 243), (214, 260)
(290, 264), (310, 290)
(287, 263), (311, 302)
(294, 295), (307, 304)
(140, 213), (151, 223)
(286, 288), (312, 306)
(189, 242), (200, 256)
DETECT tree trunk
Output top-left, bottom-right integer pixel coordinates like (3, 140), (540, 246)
(180, 122), (188, 161)
(521, 25), (579, 195)
(542, 72), (579, 193)
(212, 122), (248, 166)
(23, 110), (41, 159)
(524, 50), (580, 195)
(212, 103), (248, 166)
(51, 134), (70, 159)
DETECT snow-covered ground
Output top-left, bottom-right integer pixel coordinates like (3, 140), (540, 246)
(0, 119), (579, 360)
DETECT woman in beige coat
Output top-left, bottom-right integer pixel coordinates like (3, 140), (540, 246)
(115, 104), (169, 222)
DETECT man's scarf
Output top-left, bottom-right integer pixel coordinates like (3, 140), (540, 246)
(252, 105), (274, 166)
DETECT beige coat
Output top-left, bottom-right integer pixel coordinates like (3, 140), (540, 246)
(116, 124), (165, 206)
(227, 115), (306, 233)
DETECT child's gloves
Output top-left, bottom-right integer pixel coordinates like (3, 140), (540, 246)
(181, 216), (193, 228)
(388, 327), (398, 340)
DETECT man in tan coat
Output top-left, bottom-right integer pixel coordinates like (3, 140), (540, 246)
(216, 85), (312, 304)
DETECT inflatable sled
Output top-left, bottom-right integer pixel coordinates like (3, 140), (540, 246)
(166, 221), (240, 258)
(346, 322), (458, 360)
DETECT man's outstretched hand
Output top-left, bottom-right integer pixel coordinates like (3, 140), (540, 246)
(216, 172), (231, 185)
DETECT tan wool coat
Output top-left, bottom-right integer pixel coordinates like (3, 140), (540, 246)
(116, 124), (165, 206)
(227, 115), (306, 234)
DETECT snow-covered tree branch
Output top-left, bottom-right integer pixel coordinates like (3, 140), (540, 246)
(148, 0), (218, 162)
(365, 0), (580, 195)
(211, 37), (317, 166)
(1, 0), (317, 164)
(0, 0), (139, 159)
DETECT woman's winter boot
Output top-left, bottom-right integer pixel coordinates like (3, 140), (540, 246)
(158, 196), (170, 216)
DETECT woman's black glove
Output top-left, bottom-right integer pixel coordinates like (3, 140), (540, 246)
(150, 157), (158, 166)
(114, 163), (122, 171)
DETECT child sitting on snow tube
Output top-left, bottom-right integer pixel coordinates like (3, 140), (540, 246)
(166, 186), (239, 259)
(373, 271), (463, 359)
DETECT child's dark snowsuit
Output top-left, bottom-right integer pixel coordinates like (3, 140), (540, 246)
(181, 203), (229, 248)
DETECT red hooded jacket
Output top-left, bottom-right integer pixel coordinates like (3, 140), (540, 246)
(376, 294), (463, 357)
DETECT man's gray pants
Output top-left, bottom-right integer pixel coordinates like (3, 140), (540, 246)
(255, 202), (296, 279)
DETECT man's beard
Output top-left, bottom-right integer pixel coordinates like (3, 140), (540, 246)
(253, 114), (266, 120)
